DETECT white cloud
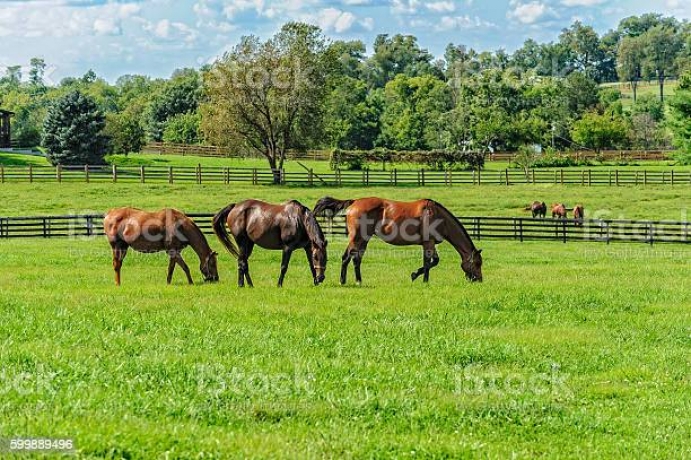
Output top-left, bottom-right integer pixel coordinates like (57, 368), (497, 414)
(507, 1), (548, 25)
(0, 1), (141, 38)
(303, 8), (357, 33)
(392, 0), (421, 14)
(425, 1), (455, 13)
(561, 0), (605, 6)
(437, 15), (495, 31)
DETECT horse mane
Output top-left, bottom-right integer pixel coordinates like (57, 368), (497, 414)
(428, 200), (477, 251)
(301, 206), (326, 249)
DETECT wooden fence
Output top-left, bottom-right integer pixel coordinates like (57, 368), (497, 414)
(143, 143), (673, 163)
(1, 164), (691, 187)
(2, 213), (690, 246)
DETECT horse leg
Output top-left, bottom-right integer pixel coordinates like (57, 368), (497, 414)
(175, 253), (194, 285)
(352, 241), (369, 286)
(167, 250), (177, 285)
(277, 249), (293, 288)
(340, 245), (354, 285)
(244, 241), (255, 288)
(412, 246), (439, 282)
(111, 243), (128, 286)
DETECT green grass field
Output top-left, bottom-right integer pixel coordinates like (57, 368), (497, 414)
(1, 181), (691, 458)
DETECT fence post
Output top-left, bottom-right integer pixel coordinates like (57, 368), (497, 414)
(421, 169), (425, 186)
(532, 169), (536, 184)
(648, 223), (654, 246)
(0, 165), (4, 183)
(29, 165), (33, 183)
(309, 168), (314, 186)
(42, 217), (48, 238)
(560, 169), (564, 185)
(608, 170), (612, 186)
(84, 165), (90, 183)
(140, 166), (145, 183)
(168, 166), (174, 184)
(505, 168), (509, 186)
(644, 170), (648, 186)
(57, 164), (62, 183)
(112, 165), (117, 183)
(671, 170), (675, 186)
(615, 170), (619, 186)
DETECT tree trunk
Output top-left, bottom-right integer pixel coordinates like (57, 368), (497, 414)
(631, 80), (638, 103)
(267, 153), (281, 185)
(659, 74), (665, 102)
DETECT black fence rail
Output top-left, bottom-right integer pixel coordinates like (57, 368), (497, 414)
(2, 164), (691, 187)
(2, 213), (690, 246)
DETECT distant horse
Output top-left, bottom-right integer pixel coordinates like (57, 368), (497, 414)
(103, 208), (219, 286)
(573, 204), (585, 226)
(528, 201), (547, 219)
(551, 203), (567, 219)
(212, 200), (327, 287)
(313, 197), (483, 284)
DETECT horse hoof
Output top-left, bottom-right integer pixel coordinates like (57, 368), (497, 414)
(411, 272), (418, 282)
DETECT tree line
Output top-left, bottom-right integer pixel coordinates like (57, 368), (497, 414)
(2, 13), (691, 178)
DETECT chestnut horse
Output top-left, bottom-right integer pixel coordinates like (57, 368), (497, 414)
(551, 203), (567, 219)
(529, 201), (547, 219)
(212, 200), (327, 287)
(313, 197), (482, 284)
(103, 208), (219, 286)
(573, 204), (585, 226)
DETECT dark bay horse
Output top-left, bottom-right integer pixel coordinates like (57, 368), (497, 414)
(551, 203), (567, 219)
(529, 201), (547, 219)
(103, 208), (219, 286)
(313, 197), (482, 284)
(573, 204), (585, 226)
(212, 200), (327, 287)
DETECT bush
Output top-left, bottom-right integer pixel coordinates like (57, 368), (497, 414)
(162, 112), (201, 144)
(330, 149), (484, 171)
(105, 111), (145, 155)
(42, 90), (109, 165)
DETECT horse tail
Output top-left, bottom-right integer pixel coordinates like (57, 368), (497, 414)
(212, 204), (240, 259)
(313, 197), (355, 217)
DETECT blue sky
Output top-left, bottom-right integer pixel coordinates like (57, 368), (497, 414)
(0, 0), (689, 82)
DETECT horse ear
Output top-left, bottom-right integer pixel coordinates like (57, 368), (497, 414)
(478, 249), (483, 254)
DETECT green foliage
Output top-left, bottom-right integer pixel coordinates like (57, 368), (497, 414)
(42, 90), (109, 165)
(162, 112), (201, 145)
(669, 72), (691, 163)
(147, 69), (201, 141)
(105, 110), (146, 155)
(571, 111), (631, 152)
(330, 148), (484, 171)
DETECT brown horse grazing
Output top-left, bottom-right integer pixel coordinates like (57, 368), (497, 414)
(529, 201), (547, 218)
(212, 200), (327, 287)
(573, 204), (585, 226)
(551, 203), (567, 219)
(103, 208), (219, 286)
(313, 197), (483, 284)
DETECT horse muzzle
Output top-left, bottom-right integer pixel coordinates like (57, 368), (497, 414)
(314, 275), (326, 285)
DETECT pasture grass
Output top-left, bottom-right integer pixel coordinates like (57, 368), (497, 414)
(1, 182), (691, 221)
(1, 180), (691, 457)
(0, 236), (690, 458)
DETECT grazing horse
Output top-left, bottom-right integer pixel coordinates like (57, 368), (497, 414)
(573, 204), (585, 226)
(551, 203), (567, 219)
(212, 200), (327, 287)
(529, 201), (547, 219)
(103, 208), (219, 286)
(313, 197), (483, 285)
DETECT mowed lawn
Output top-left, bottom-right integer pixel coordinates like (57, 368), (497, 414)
(1, 182), (691, 457)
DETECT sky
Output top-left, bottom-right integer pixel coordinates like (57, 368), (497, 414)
(0, 0), (689, 83)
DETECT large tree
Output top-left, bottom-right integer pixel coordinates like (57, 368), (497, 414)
(617, 35), (644, 102)
(668, 72), (691, 156)
(641, 25), (683, 101)
(201, 22), (330, 183)
(42, 90), (109, 165)
(559, 21), (603, 80)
